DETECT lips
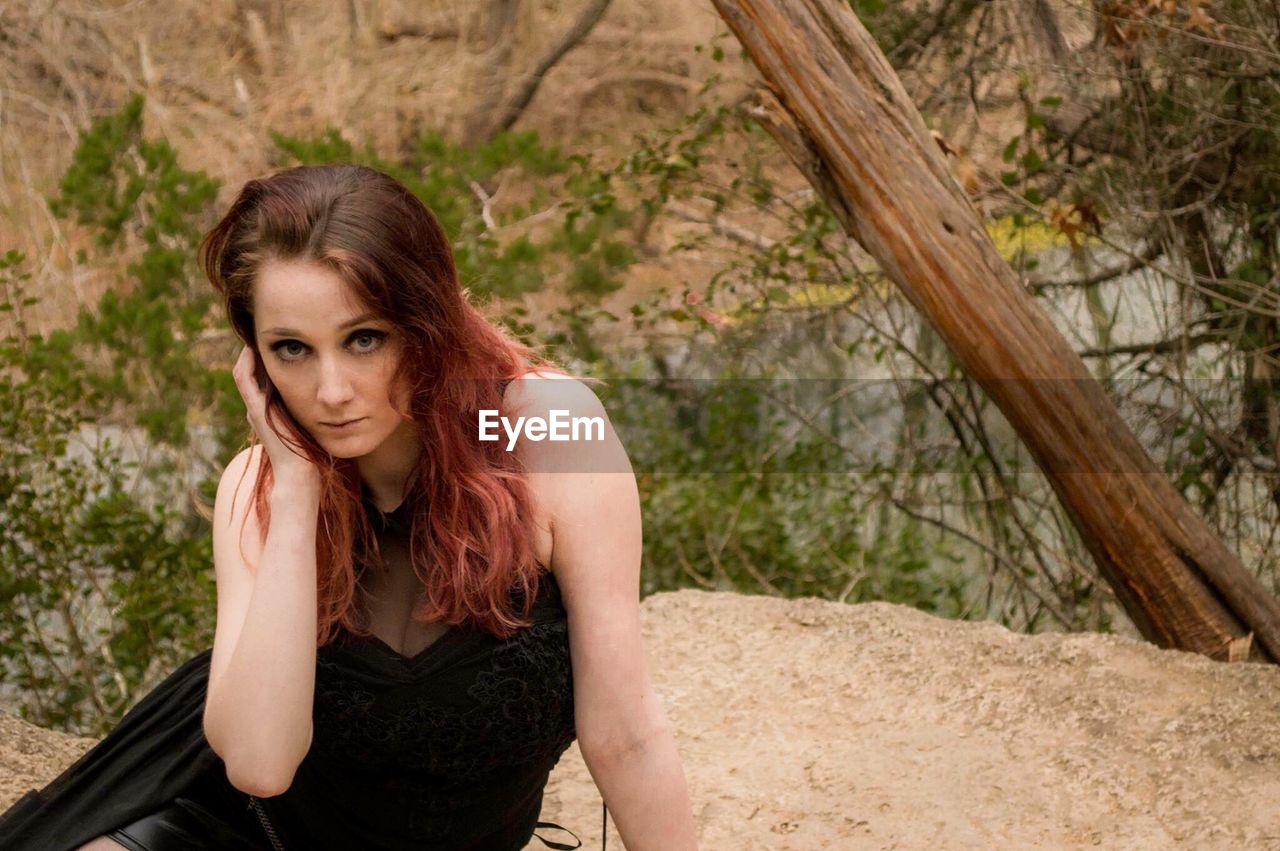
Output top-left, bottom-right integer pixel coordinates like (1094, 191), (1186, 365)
(321, 418), (365, 429)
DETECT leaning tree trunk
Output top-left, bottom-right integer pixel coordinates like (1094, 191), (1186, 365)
(709, 0), (1280, 663)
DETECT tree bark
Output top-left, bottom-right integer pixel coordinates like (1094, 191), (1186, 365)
(709, 0), (1280, 663)
(459, 0), (521, 146)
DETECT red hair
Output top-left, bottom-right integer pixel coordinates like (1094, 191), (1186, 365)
(198, 163), (564, 644)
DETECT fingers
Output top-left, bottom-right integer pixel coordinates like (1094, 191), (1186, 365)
(233, 345), (291, 439)
(230, 348), (318, 480)
(232, 346), (267, 425)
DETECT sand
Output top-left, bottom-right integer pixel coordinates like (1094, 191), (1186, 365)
(3, 589), (1279, 849)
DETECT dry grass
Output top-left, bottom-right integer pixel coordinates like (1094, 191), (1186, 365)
(0, 0), (754, 334)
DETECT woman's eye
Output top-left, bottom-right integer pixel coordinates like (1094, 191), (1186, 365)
(351, 330), (386, 352)
(273, 341), (306, 360)
(269, 331), (385, 362)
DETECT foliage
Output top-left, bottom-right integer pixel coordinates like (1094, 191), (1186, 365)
(983, 2), (1280, 575)
(0, 249), (214, 735)
(48, 93), (224, 450)
(270, 124), (639, 301)
(602, 376), (969, 617)
(0, 94), (234, 733)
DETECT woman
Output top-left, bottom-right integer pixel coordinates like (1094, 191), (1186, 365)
(0, 164), (697, 850)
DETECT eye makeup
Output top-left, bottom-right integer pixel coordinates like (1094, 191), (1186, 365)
(268, 329), (389, 363)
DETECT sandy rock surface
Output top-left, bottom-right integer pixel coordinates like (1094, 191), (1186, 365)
(4, 589), (1279, 849)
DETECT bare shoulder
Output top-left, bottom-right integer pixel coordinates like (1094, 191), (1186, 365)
(500, 365), (630, 507)
(221, 443), (266, 483)
(501, 368), (608, 419)
(500, 369), (614, 471)
(216, 446), (267, 517)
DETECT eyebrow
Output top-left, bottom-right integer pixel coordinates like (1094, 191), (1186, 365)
(260, 312), (383, 337)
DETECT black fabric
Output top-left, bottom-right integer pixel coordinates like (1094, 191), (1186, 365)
(0, 494), (585, 850)
(105, 793), (263, 850)
(0, 647), (228, 850)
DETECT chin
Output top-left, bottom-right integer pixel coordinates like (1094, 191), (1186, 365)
(317, 436), (374, 459)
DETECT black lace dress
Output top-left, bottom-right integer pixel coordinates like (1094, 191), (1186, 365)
(0, 496), (594, 850)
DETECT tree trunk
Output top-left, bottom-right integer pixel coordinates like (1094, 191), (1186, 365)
(709, 0), (1280, 663)
(459, 0), (521, 146)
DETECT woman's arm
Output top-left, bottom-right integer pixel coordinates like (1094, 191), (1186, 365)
(202, 445), (320, 797)
(584, 727), (698, 850)
(504, 373), (699, 849)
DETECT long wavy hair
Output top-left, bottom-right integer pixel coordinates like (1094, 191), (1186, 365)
(198, 163), (564, 645)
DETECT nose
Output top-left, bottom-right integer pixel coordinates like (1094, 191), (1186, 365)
(315, 355), (356, 409)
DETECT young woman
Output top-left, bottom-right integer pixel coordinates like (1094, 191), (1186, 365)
(0, 164), (697, 850)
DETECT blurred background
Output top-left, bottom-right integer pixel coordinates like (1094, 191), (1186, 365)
(3, 0), (1278, 735)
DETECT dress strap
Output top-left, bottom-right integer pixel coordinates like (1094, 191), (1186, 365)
(533, 819), (583, 849)
(531, 802), (606, 850)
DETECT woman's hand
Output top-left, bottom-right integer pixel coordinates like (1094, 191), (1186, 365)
(232, 345), (322, 490)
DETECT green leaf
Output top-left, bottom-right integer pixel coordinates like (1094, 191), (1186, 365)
(1002, 135), (1021, 163)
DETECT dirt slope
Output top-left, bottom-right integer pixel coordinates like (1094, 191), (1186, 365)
(3, 589), (1279, 849)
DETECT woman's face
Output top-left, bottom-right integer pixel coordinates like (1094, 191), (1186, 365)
(251, 258), (413, 461)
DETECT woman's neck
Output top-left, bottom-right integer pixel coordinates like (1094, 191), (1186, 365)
(356, 418), (422, 511)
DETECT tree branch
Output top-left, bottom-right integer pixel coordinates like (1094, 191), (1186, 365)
(488, 0), (614, 138)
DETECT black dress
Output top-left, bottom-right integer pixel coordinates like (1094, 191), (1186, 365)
(0, 496), (594, 850)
